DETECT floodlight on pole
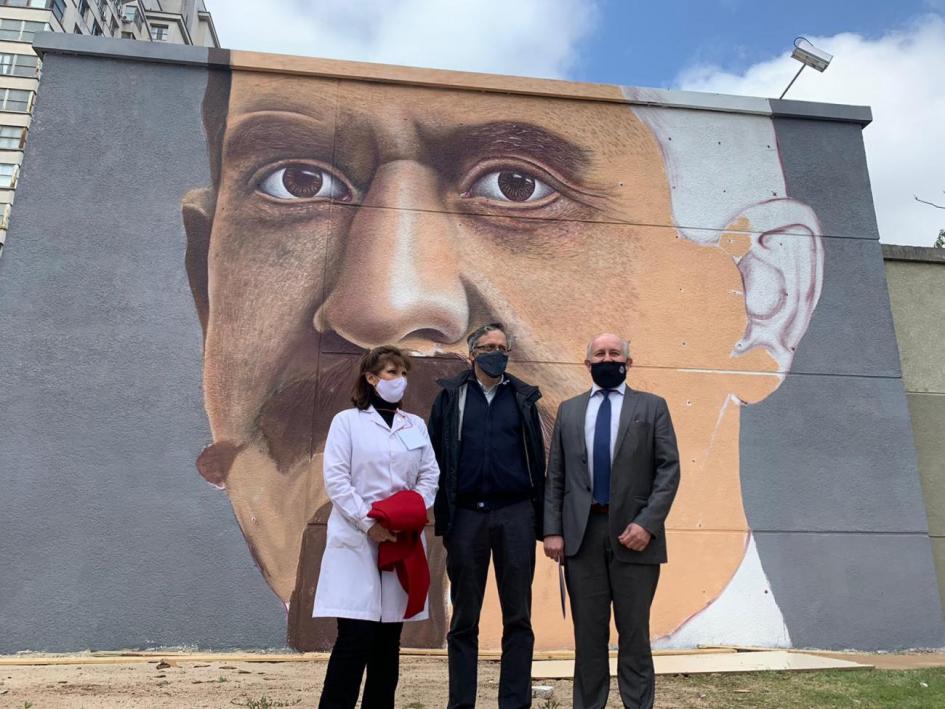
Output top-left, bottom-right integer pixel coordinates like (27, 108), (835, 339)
(779, 37), (833, 99)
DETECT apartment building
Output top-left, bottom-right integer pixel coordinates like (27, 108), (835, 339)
(0, 0), (219, 253)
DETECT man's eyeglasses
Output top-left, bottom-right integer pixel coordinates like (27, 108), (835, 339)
(472, 344), (511, 354)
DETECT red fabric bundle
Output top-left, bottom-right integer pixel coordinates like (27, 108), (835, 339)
(368, 490), (430, 619)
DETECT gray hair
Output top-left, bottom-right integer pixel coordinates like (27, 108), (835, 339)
(586, 333), (630, 360)
(466, 322), (509, 353)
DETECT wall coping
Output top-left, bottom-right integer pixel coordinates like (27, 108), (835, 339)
(883, 245), (945, 263)
(32, 33), (873, 126)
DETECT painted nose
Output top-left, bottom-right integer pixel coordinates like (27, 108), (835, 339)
(314, 160), (469, 348)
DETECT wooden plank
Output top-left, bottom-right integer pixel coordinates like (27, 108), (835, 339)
(405, 647), (734, 660)
(0, 646), (735, 667)
(531, 651), (873, 679)
(0, 653), (326, 666)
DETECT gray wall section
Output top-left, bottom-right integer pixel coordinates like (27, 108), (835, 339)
(740, 119), (945, 648)
(908, 394), (945, 538)
(885, 259), (945, 394)
(777, 115), (901, 380)
(741, 373), (928, 534)
(885, 254), (945, 620)
(789, 236), (902, 378)
(753, 531), (945, 649)
(0, 55), (285, 651)
(771, 117), (880, 240)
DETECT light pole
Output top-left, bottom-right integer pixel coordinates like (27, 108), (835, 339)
(780, 37), (833, 99)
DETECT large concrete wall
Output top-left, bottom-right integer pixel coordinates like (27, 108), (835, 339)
(884, 245), (945, 617)
(0, 34), (942, 653)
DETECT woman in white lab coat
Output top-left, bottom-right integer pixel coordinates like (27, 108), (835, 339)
(314, 345), (439, 709)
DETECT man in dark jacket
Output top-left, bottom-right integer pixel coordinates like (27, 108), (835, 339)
(428, 323), (545, 709)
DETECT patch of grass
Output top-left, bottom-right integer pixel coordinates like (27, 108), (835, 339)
(658, 668), (945, 708)
(402, 703), (426, 709)
(230, 696), (301, 709)
(537, 699), (562, 709)
(217, 675), (228, 683)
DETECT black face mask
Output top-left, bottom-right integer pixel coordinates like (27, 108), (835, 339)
(590, 360), (627, 389)
(475, 351), (509, 378)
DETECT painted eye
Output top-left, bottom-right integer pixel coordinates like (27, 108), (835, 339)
(466, 170), (555, 203)
(258, 164), (350, 201)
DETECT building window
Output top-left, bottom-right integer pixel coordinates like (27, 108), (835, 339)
(151, 24), (168, 41)
(0, 19), (49, 43)
(91, 20), (103, 36)
(0, 126), (27, 151)
(0, 53), (40, 78)
(121, 4), (142, 32)
(120, 31), (135, 40)
(51, 0), (66, 23)
(0, 1), (51, 8)
(109, 17), (118, 35)
(0, 163), (19, 190)
(0, 89), (33, 113)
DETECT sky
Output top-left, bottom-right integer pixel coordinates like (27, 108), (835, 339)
(210, 0), (945, 246)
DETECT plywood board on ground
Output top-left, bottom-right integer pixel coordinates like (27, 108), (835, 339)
(531, 651), (872, 679)
(0, 647), (736, 666)
(0, 653), (327, 666)
(812, 651), (945, 670)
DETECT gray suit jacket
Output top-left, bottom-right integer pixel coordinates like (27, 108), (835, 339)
(544, 387), (681, 564)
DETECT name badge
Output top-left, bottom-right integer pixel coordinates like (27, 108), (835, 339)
(398, 426), (426, 450)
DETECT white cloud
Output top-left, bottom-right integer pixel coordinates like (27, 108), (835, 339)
(208, 0), (598, 79)
(677, 15), (945, 246)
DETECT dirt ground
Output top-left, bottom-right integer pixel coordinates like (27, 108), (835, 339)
(0, 657), (503, 709)
(2, 653), (945, 708)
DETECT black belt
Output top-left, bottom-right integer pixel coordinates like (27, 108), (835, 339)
(590, 503), (609, 514)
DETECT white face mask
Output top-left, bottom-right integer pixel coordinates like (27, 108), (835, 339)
(375, 376), (407, 403)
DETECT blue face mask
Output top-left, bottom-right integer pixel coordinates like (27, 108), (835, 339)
(475, 350), (509, 378)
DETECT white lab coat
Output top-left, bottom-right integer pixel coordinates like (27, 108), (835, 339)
(313, 406), (439, 623)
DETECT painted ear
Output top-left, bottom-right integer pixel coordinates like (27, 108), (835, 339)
(181, 188), (215, 337)
(725, 198), (825, 373)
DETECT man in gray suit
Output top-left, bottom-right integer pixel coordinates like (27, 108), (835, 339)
(543, 333), (680, 709)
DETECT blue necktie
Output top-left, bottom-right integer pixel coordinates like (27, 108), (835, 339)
(593, 389), (613, 505)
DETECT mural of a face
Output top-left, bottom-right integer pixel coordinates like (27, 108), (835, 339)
(183, 68), (823, 648)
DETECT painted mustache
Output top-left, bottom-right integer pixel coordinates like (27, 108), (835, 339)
(196, 350), (469, 486)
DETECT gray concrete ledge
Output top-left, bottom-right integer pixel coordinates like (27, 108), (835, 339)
(32, 32), (216, 67)
(32, 33), (873, 125)
(769, 98), (872, 126)
(883, 244), (945, 263)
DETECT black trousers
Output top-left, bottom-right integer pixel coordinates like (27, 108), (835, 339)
(446, 499), (536, 709)
(565, 511), (661, 709)
(318, 618), (403, 709)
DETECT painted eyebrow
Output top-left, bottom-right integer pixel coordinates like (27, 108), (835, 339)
(222, 111), (334, 163)
(434, 121), (591, 179)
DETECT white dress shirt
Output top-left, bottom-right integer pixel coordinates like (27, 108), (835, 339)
(584, 381), (627, 486)
(476, 374), (508, 404)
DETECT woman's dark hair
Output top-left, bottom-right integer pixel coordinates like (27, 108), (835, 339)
(351, 345), (412, 410)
